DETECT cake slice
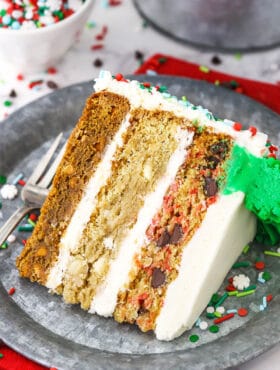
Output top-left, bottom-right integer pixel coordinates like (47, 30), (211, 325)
(16, 71), (279, 340)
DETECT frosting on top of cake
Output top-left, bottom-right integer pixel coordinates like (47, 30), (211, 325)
(94, 71), (269, 158)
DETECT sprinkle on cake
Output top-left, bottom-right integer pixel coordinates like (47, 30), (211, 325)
(16, 71), (280, 341)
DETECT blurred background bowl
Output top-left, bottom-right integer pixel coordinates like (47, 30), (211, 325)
(0, 0), (94, 73)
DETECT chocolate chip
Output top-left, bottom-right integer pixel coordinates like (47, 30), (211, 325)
(47, 80), (58, 89)
(206, 155), (220, 169)
(157, 229), (170, 247)
(9, 89), (17, 98)
(135, 50), (144, 60)
(209, 141), (229, 159)
(211, 55), (222, 65)
(151, 268), (166, 288)
(169, 223), (183, 245)
(204, 177), (218, 197)
(93, 58), (103, 67)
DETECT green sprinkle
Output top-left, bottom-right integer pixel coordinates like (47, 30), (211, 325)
(262, 271), (272, 281)
(232, 261), (251, 268)
(243, 245), (250, 254)
(158, 57), (167, 64)
(4, 100), (12, 107)
(264, 251), (280, 257)
(234, 52), (242, 60)
(0, 9), (6, 16)
(228, 290), (238, 296)
(209, 325), (219, 333)
(158, 85), (167, 93)
(0, 201), (2, 209)
(244, 284), (257, 291)
(27, 219), (36, 227)
(199, 65), (210, 73)
(210, 293), (220, 305)
(214, 311), (222, 318)
(181, 95), (187, 101)
(236, 289), (255, 297)
(0, 175), (7, 184)
(206, 312), (216, 319)
(0, 353), (3, 358)
(86, 20), (96, 29)
(1, 242), (8, 249)
(189, 334), (199, 343)
(18, 224), (34, 232)
(215, 292), (228, 307)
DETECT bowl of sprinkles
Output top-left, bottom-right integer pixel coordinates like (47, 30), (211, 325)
(0, 0), (94, 72)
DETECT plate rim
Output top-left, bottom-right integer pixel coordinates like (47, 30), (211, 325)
(0, 75), (280, 369)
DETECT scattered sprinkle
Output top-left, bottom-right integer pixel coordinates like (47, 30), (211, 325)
(206, 306), (215, 314)
(0, 175), (7, 185)
(199, 321), (208, 330)
(93, 58), (103, 68)
(47, 81), (58, 89)
(264, 250), (280, 257)
(7, 234), (16, 243)
(249, 126), (257, 136)
(199, 65), (210, 73)
(233, 122), (243, 131)
(216, 306), (225, 314)
(238, 307), (248, 317)
(8, 287), (16, 295)
(234, 52), (243, 60)
(232, 261), (250, 268)
(189, 334), (199, 343)
(0, 353), (3, 359)
(255, 261), (265, 270)
(236, 289), (255, 298)
(0, 184), (18, 200)
(214, 313), (235, 324)
(233, 274), (250, 290)
(209, 325), (219, 333)
(242, 245), (250, 254)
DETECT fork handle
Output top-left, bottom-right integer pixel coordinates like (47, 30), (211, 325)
(0, 206), (36, 246)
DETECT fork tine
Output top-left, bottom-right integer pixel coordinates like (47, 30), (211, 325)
(26, 132), (63, 186)
(37, 142), (67, 188)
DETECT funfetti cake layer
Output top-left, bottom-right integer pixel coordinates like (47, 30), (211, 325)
(17, 71), (278, 341)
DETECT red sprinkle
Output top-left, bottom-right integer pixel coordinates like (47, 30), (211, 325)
(22, 239), (26, 245)
(228, 277), (234, 283)
(115, 73), (123, 81)
(226, 284), (236, 292)
(109, 0), (122, 6)
(249, 126), (257, 136)
(214, 313), (235, 324)
(17, 74), (24, 81)
(91, 44), (104, 50)
(8, 287), (16, 295)
(238, 307), (248, 317)
(268, 153), (277, 159)
(47, 67), (57, 74)
(18, 179), (26, 186)
(233, 122), (242, 131)
(29, 213), (38, 222)
(235, 87), (243, 93)
(143, 82), (151, 88)
(266, 294), (273, 303)
(255, 261), (265, 270)
(28, 80), (43, 89)
(50, 368), (58, 370)
(269, 145), (278, 153)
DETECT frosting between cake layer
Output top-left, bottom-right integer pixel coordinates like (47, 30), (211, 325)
(46, 113), (132, 290)
(155, 192), (256, 340)
(89, 128), (194, 316)
(94, 71), (268, 157)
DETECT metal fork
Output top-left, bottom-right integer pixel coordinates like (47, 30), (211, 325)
(0, 133), (66, 246)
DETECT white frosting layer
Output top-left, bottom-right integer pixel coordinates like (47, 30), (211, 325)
(94, 71), (268, 157)
(155, 192), (256, 340)
(46, 113), (132, 289)
(89, 128), (194, 316)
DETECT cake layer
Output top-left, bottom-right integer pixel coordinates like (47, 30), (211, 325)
(155, 192), (256, 340)
(47, 108), (194, 308)
(113, 131), (233, 332)
(17, 91), (130, 283)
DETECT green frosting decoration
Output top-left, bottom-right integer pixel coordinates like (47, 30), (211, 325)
(223, 145), (280, 245)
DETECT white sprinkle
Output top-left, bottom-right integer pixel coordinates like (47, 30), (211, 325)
(7, 234), (16, 243)
(199, 321), (208, 330)
(216, 306), (225, 314)
(277, 247), (280, 253)
(233, 274), (250, 290)
(206, 306), (215, 313)
(227, 309), (237, 314)
(0, 184), (18, 200)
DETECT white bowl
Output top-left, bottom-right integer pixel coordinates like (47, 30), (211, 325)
(0, 0), (94, 73)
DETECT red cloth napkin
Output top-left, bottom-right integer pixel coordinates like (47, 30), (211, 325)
(135, 53), (280, 115)
(1, 53), (280, 370)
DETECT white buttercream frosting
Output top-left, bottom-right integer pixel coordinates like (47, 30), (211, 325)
(155, 192), (256, 340)
(89, 128), (194, 316)
(46, 113), (132, 289)
(94, 71), (268, 157)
